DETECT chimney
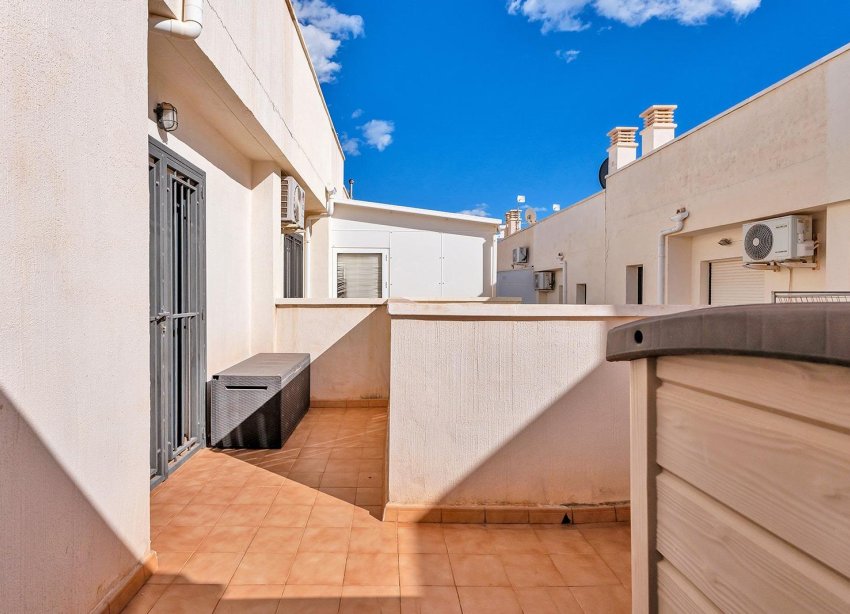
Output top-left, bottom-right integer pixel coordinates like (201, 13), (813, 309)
(504, 209), (521, 237)
(607, 127), (638, 171)
(640, 105), (677, 153)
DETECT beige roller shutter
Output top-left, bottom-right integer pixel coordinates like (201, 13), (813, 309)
(709, 259), (766, 305)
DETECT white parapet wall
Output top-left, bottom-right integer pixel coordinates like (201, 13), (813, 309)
(386, 302), (695, 511)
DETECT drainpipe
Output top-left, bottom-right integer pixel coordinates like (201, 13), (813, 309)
(150, 0), (204, 39)
(657, 209), (689, 304)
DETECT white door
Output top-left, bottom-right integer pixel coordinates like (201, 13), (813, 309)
(709, 259), (766, 305)
(441, 234), (485, 297)
(389, 231), (441, 297)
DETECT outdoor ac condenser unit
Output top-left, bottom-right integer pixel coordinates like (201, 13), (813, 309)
(534, 271), (555, 291)
(742, 215), (814, 263)
(281, 174), (306, 230)
(513, 246), (529, 265)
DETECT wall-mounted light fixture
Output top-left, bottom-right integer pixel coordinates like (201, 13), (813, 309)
(155, 102), (178, 132)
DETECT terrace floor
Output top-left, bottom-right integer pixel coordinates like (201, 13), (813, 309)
(127, 405), (631, 613)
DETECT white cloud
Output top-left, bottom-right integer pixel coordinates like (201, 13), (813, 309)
(458, 204), (491, 217)
(556, 49), (581, 63)
(340, 134), (361, 156)
(361, 119), (395, 152)
(351, 108), (364, 119)
(293, 0), (364, 83)
(508, 0), (760, 32)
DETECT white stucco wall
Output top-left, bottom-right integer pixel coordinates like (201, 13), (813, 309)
(274, 301), (390, 400)
(0, 2), (151, 611)
(497, 45), (850, 305)
(386, 303), (693, 507)
(326, 200), (499, 299)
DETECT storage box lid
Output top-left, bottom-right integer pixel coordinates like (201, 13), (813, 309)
(213, 353), (310, 383)
(606, 304), (850, 367)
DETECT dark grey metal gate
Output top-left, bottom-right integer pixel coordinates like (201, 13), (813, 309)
(149, 138), (206, 487)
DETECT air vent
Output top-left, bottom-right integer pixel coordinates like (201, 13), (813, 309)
(744, 224), (774, 261)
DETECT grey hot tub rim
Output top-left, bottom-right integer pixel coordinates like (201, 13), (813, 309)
(606, 303), (850, 367)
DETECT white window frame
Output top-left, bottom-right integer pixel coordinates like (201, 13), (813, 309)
(332, 248), (389, 299)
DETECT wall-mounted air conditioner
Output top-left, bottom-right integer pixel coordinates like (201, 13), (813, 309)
(742, 215), (814, 263)
(534, 271), (555, 291)
(281, 174), (305, 230)
(512, 247), (529, 265)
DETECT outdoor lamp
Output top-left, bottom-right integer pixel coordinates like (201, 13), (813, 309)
(155, 102), (178, 132)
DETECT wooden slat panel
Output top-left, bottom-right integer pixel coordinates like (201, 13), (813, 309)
(656, 472), (850, 613)
(657, 355), (850, 431)
(630, 359), (657, 614)
(657, 560), (721, 614)
(656, 382), (850, 577)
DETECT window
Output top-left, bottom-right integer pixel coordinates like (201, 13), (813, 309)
(336, 252), (385, 298)
(576, 283), (587, 304)
(626, 265), (644, 304)
(282, 233), (303, 298)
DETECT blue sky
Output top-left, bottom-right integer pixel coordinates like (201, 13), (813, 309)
(295, 1), (850, 221)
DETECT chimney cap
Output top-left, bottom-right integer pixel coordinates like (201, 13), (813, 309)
(607, 126), (638, 147)
(640, 104), (677, 128)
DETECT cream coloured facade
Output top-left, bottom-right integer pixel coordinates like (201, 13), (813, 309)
(498, 44), (850, 306)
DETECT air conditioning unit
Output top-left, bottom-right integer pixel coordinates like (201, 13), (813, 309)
(534, 271), (555, 291)
(512, 247), (529, 265)
(742, 215), (814, 263)
(281, 174), (305, 230)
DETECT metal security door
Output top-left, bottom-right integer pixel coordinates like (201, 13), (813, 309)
(149, 138), (206, 487)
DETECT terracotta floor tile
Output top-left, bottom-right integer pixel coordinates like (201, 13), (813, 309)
(297, 448), (333, 460)
(287, 552), (347, 585)
(298, 527), (351, 553)
(355, 487), (384, 506)
(152, 525), (212, 553)
(275, 484), (319, 506)
(262, 504), (313, 528)
(320, 472), (360, 488)
(230, 552), (295, 585)
(577, 525), (631, 554)
(361, 447), (384, 460)
(514, 587), (583, 614)
(149, 551), (193, 585)
(149, 584), (225, 614)
(291, 458), (329, 474)
(217, 504), (271, 527)
(152, 484), (202, 505)
(248, 527), (304, 554)
(500, 553), (565, 588)
(534, 528), (597, 555)
(358, 459), (384, 473)
(443, 526), (493, 554)
(325, 459), (361, 473)
(352, 507), (387, 527)
(307, 505), (354, 528)
(317, 487), (358, 505)
(456, 587), (523, 614)
(397, 527), (446, 554)
(550, 553), (621, 587)
(121, 583), (167, 613)
(398, 554), (454, 587)
(175, 551), (242, 585)
(329, 448), (362, 460)
(448, 554), (510, 587)
(569, 585), (631, 614)
(234, 486), (281, 506)
(151, 503), (187, 527)
(214, 584), (283, 614)
(349, 526), (398, 554)
(345, 553), (400, 586)
(400, 585), (461, 614)
(488, 528), (546, 554)
(288, 472), (324, 488)
(279, 584), (341, 614)
(597, 549), (631, 586)
(339, 586), (400, 614)
(245, 472), (288, 488)
(170, 504), (227, 527)
(197, 526), (258, 553)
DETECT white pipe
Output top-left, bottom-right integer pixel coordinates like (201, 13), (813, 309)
(657, 209), (689, 304)
(150, 0), (204, 39)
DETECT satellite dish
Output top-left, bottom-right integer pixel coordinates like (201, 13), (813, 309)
(524, 208), (537, 225)
(598, 158), (609, 189)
